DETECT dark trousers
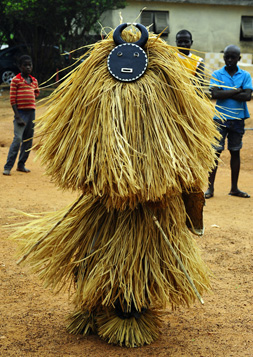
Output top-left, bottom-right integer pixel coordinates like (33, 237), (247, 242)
(4, 109), (35, 170)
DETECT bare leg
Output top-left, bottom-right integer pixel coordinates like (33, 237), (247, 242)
(205, 151), (221, 199)
(230, 150), (240, 192)
(229, 150), (250, 198)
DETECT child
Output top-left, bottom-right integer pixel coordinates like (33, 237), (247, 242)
(3, 55), (39, 175)
(205, 45), (252, 199)
(175, 29), (205, 84)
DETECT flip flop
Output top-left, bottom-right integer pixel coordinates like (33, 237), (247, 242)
(228, 190), (250, 198)
(204, 188), (214, 199)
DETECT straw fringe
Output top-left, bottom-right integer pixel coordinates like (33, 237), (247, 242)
(13, 194), (210, 312)
(34, 29), (219, 210)
(66, 309), (97, 336)
(66, 305), (161, 348)
(96, 308), (162, 347)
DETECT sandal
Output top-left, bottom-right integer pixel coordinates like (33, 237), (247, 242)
(228, 190), (250, 198)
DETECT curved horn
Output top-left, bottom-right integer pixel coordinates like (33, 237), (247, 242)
(113, 23), (129, 45)
(133, 23), (149, 48)
(113, 23), (149, 48)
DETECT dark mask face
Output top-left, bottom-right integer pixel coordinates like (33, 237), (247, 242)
(107, 23), (149, 82)
(107, 43), (148, 82)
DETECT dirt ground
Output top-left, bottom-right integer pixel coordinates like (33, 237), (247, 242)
(0, 86), (252, 357)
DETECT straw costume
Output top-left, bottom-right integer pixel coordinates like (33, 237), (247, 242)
(15, 23), (219, 347)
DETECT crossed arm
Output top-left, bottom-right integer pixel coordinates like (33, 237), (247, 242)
(211, 87), (252, 102)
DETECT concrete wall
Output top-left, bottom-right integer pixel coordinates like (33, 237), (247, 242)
(100, 1), (253, 55)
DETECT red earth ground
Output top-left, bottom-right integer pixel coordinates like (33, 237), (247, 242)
(0, 86), (252, 356)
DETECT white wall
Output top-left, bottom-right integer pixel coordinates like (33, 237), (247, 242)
(100, 1), (253, 55)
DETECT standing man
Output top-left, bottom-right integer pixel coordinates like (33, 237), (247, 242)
(176, 29), (205, 84)
(175, 29), (207, 235)
(205, 45), (252, 199)
(3, 55), (39, 175)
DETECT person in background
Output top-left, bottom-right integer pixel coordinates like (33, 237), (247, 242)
(205, 45), (252, 199)
(3, 55), (40, 176)
(176, 29), (205, 85)
(175, 29), (207, 235)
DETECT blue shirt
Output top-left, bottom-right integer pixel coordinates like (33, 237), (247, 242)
(210, 66), (253, 120)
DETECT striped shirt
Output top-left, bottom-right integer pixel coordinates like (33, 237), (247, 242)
(10, 73), (39, 109)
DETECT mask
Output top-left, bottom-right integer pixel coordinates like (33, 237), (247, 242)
(107, 23), (148, 82)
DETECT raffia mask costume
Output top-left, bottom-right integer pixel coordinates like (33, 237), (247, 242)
(14, 23), (219, 347)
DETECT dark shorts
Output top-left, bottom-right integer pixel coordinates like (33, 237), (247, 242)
(214, 119), (245, 152)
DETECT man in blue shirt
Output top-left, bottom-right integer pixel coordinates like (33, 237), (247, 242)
(205, 45), (252, 199)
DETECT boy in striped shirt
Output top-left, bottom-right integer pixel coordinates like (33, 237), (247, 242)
(3, 55), (39, 175)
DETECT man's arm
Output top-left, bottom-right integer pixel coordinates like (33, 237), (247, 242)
(231, 88), (252, 102)
(11, 104), (25, 126)
(34, 78), (40, 98)
(10, 79), (25, 126)
(195, 61), (205, 86)
(211, 87), (252, 101)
